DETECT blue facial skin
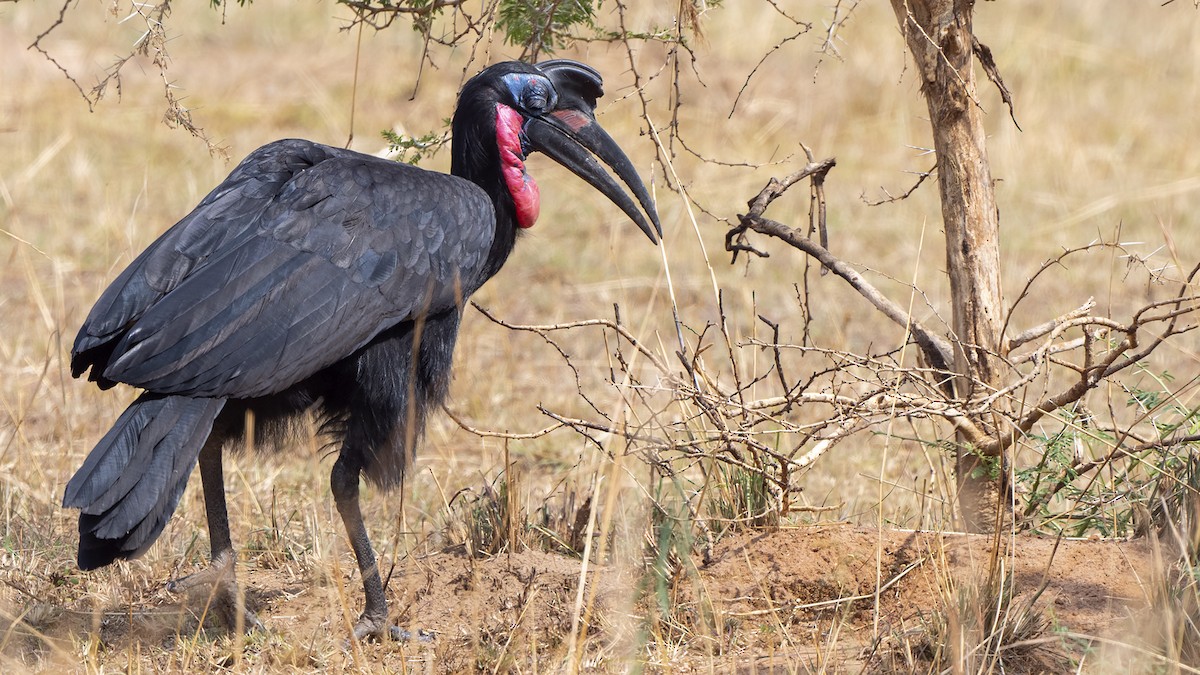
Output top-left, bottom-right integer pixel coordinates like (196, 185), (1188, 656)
(500, 73), (557, 158)
(501, 73), (558, 117)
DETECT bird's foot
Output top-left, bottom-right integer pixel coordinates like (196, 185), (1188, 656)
(348, 615), (435, 644)
(167, 551), (264, 633)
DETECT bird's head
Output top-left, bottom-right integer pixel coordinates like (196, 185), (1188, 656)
(452, 60), (661, 243)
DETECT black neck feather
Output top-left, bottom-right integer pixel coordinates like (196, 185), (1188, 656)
(451, 81), (521, 285)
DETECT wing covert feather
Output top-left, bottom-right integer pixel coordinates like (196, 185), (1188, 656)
(75, 139), (495, 398)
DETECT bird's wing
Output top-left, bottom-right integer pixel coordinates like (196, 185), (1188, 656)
(72, 139), (495, 399)
(72, 140), (327, 377)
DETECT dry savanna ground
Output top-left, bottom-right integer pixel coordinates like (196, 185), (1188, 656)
(2, 1), (1200, 672)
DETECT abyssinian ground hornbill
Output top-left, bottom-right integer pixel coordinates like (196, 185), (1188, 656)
(64, 59), (660, 641)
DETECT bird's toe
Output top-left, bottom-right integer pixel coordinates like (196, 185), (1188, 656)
(348, 617), (434, 645)
(167, 555), (261, 633)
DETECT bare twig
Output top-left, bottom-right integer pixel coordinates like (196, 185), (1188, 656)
(731, 211), (954, 374)
(1008, 299), (1097, 350)
(470, 301), (669, 374)
(863, 164), (936, 206)
(442, 405), (564, 439)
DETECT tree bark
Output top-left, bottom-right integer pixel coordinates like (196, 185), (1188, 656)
(890, 0), (1010, 532)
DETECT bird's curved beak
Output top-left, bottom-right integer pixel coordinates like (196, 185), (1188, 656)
(523, 109), (661, 244)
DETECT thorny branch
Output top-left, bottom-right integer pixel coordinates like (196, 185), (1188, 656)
(993, 263), (1200, 458)
(863, 164), (936, 206)
(719, 137), (1199, 532)
(470, 301), (670, 374)
(727, 159), (956, 376)
(338, 0), (465, 30)
(728, 23), (812, 118)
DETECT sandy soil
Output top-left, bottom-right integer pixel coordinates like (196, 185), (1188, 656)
(2, 524), (1163, 673)
(691, 525), (1157, 672)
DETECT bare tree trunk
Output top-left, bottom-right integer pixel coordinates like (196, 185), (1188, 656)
(890, 0), (1010, 532)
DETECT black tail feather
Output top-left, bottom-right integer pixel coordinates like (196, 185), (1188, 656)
(64, 394), (225, 570)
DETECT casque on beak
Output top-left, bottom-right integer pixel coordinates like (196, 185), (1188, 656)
(522, 60), (661, 243)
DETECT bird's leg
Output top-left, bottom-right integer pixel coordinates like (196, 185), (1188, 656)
(330, 454), (409, 643)
(167, 439), (264, 632)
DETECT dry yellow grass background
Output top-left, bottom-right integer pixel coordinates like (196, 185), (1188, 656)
(2, 0), (1199, 671)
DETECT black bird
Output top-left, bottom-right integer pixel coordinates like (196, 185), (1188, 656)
(64, 59), (660, 640)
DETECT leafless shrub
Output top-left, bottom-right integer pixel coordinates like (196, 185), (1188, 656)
(725, 157), (1200, 528)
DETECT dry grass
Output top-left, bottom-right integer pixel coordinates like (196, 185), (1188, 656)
(2, 0), (1200, 672)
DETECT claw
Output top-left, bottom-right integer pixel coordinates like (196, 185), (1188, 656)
(346, 616), (435, 646)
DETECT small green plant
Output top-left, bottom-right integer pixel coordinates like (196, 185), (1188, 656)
(449, 472), (523, 557)
(442, 467), (593, 558)
(1008, 366), (1200, 539)
(381, 127), (450, 165)
(706, 464), (780, 535)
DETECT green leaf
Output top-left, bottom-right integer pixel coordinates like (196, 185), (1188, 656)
(496, 0), (597, 54)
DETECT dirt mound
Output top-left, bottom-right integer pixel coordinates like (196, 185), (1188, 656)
(703, 525), (1154, 637)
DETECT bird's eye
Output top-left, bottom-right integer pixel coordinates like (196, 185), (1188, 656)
(522, 80), (554, 113)
(501, 73), (558, 115)
(525, 91), (547, 111)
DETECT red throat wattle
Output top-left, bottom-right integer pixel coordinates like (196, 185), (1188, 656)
(495, 104), (540, 228)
